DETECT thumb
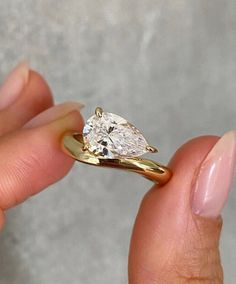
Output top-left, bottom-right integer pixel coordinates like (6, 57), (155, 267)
(129, 131), (236, 283)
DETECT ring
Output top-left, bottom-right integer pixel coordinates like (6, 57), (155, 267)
(62, 107), (172, 185)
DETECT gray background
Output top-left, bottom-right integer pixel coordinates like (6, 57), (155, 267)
(0, 0), (236, 283)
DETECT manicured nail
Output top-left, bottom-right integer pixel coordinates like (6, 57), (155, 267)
(23, 101), (84, 129)
(48, 110), (83, 139)
(0, 61), (29, 110)
(192, 131), (236, 218)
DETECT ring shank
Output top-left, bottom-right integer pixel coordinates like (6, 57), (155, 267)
(62, 132), (172, 185)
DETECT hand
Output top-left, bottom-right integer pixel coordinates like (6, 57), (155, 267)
(0, 62), (84, 224)
(1, 63), (234, 284)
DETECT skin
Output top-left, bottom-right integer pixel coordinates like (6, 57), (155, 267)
(0, 70), (223, 283)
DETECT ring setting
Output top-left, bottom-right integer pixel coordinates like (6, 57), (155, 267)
(83, 107), (158, 159)
(62, 107), (172, 185)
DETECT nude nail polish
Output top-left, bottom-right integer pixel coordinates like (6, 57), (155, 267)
(0, 61), (29, 110)
(23, 101), (84, 129)
(192, 131), (236, 218)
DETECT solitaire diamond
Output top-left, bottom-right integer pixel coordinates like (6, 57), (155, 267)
(83, 111), (149, 159)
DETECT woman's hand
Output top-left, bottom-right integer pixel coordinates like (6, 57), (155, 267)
(0, 63), (84, 225)
(129, 132), (235, 283)
(1, 63), (234, 284)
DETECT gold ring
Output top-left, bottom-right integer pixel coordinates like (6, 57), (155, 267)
(62, 107), (172, 185)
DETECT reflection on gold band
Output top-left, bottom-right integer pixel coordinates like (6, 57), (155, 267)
(62, 132), (172, 185)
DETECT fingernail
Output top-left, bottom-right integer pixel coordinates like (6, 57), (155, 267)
(43, 110), (83, 138)
(23, 101), (84, 129)
(0, 61), (29, 110)
(192, 131), (236, 218)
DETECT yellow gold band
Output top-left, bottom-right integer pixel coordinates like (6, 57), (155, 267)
(62, 132), (172, 185)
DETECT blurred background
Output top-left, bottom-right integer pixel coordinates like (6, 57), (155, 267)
(0, 0), (236, 283)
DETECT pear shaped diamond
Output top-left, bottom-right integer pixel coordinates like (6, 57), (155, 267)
(83, 111), (149, 159)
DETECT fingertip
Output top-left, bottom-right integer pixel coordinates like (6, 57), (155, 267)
(0, 69), (55, 134)
(152, 135), (221, 214)
(168, 135), (220, 174)
(23, 102), (84, 129)
(27, 70), (54, 106)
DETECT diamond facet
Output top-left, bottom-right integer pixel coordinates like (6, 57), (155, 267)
(83, 112), (149, 158)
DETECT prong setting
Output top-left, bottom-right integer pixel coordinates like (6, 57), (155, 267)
(95, 107), (103, 118)
(82, 144), (88, 151)
(146, 145), (158, 153)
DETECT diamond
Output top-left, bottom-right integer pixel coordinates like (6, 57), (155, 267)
(83, 111), (149, 159)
